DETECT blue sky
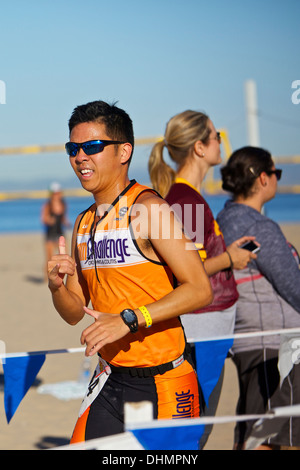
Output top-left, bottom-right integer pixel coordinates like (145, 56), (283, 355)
(0, 0), (299, 190)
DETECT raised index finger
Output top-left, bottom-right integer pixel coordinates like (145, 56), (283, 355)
(58, 236), (66, 255)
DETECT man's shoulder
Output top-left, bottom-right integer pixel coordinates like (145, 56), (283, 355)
(135, 189), (166, 207)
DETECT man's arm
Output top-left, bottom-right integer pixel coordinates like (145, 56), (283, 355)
(48, 215), (90, 325)
(135, 193), (213, 323)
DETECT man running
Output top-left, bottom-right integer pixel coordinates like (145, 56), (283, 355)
(47, 100), (213, 443)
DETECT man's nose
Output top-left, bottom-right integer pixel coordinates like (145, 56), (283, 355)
(75, 148), (89, 162)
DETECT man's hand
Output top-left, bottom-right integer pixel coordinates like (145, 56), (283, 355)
(48, 236), (76, 290)
(81, 306), (131, 356)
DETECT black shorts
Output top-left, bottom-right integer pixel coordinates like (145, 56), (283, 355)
(232, 348), (300, 447)
(70, 359), (201, 443)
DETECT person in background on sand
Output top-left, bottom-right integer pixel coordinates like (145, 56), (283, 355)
(47, 100), (213, 444)
(41, 182), (70, 279)
(217, 146), (300, 450)
(148, 109), (256, 448)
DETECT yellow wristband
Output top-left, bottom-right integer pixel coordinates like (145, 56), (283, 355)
(138, 305), (152, 328)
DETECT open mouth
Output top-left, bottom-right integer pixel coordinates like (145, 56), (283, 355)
(80, 168), (94, 178)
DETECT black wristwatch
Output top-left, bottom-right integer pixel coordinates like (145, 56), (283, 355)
(120, 309), (138, 333)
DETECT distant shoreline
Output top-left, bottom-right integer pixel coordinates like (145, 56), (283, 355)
(1, 223), (299, 250)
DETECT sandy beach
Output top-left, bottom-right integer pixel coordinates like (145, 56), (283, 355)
(0, 224), (299, 450)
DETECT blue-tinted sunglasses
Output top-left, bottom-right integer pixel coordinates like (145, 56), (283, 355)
(65, 139), (125, 157)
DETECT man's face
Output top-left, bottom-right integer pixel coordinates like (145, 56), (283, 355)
(69, 121), (123, 195)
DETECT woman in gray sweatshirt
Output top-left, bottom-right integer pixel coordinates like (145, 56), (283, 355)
(217, 146), (300, 450)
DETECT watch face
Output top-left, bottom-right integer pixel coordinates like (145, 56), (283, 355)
(120, 309), (138, 333)
(123, 309), (136, 323)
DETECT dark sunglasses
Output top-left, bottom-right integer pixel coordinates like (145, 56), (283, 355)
(208, 131), (221, 143)
(267, 168), (282, 181)
(65, 139), (125, 157)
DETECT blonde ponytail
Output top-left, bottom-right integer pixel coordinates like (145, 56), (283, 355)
(148, 140), (175, 197)
(148, 110), (210, 198)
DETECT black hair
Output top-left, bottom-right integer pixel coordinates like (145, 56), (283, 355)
(68, 100), (134, 164)
(221, 146), (273, 199)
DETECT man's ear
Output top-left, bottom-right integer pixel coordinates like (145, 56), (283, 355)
(120, 143), (133, 165)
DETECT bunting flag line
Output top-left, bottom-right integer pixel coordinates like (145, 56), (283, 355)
(3, 354), (46, 423)
(131, 422), (205, 450)
(194, 338), (233, 406)
(0, 346), (85, 360)
(130, 404), (300, 451)
(0, 347), (85, 423)
(1, 328), (300, 425)
(51, 404), (300, 450)
(190, 327), (300, 407)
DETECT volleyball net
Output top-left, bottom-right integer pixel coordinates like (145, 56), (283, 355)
(1, 131), (300, 201)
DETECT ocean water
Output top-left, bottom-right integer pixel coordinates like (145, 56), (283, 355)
(0, 193), (299, 235)
(0, 196), (93, 234)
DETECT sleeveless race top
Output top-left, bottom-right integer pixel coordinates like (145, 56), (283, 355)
(76, 180), (186, 368)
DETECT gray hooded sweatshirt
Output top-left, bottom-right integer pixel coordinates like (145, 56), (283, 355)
(217, 200), (300, 354)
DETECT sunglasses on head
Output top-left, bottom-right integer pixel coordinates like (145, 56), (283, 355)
(65, 139), (125, 157)
(267, 168), (282, 181)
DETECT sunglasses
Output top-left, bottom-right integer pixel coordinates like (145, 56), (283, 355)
(65, 139), (125, 157)
(267, 169), (282, 181)
(209, 131), (221, 143)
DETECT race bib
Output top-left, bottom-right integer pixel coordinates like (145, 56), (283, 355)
(78, 357), (111, 417)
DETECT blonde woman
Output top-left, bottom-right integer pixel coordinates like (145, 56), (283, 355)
(148, 110), (255, 448)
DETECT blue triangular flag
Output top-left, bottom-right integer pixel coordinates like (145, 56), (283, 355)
(131, 423), (205, 450)
(3, 354), (46, 423)
(194, 338), (233, 406)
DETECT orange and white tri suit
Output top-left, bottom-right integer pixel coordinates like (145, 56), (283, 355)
(70, 180), (201, 443)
